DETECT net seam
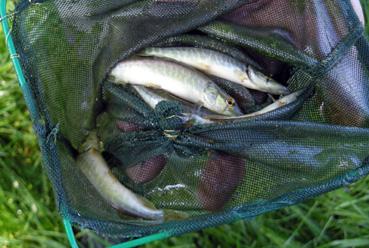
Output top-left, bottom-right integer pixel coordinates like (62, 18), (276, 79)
(309, 23), (364, 80)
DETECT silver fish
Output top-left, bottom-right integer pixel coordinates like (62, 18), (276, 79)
(110, 58), (242, 116)
(132, 85), (214, 125)
(141, 47), (289, 95)
(206, 90), (302, 120)
(77, 132), (163, 220)
(132, 85), (165, 109)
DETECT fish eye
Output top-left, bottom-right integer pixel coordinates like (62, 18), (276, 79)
(226, 98), (235, 106)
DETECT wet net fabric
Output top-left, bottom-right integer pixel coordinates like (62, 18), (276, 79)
(11, 0), (369, 239)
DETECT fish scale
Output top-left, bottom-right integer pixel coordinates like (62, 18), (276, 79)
(141, 47), (289, 95)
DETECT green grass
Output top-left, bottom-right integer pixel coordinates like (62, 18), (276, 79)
(1, 1), (369, 247)
(0, 1), (67, 247)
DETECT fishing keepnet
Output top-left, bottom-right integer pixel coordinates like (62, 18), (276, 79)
(8, 0), (369, 242)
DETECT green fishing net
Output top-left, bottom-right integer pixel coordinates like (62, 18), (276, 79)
(9, 0), (369, 242)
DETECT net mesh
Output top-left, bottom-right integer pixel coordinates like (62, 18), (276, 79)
(10, 0), (369, 239)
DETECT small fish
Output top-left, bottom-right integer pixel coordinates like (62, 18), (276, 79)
(77, 133), (163, 220)
(153, 34), (263, 71)
(140, 47), (289, 95)
(206, 90), (302, 120)
(133, 85), (213, 125)
(110, 58), (242, 116)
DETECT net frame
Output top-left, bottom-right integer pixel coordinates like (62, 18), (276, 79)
(2, 0), (369, 247)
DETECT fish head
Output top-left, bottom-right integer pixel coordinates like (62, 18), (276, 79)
(247, 65), (274, 86)
(203, 84), (243, 116)
(247, 65), (289, 95)
(246, 65), (290, 95)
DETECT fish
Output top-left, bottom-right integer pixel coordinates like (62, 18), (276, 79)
(206, 90), (302, 120)
(110, 58), (242, 116)
(140, 47), (289, 95)
(77, 132), (164, 220)
(132, 85), (214, 125)
(153, 34), (263, 71)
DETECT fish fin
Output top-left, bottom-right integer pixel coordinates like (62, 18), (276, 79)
(136, 51), (148, 57)
(277, 100), (287, 107)
(194, 105), (204, 116)
(112, 196), (163, 221)
(163, 210), (189, 221)
(235, 70), (252, 85)
(115, 208), (163, 223)
(136, 48), (153, 57)
(181, 106), (202, 126)
(115, 208), (139, 219)
(145, 82), (161, 89)
(198, 62), (211, 72)
(108, 75), (128, 85)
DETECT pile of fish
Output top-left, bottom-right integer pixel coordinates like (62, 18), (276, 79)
(109, 47), (300, 123)
(76, 47), (301, 222)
